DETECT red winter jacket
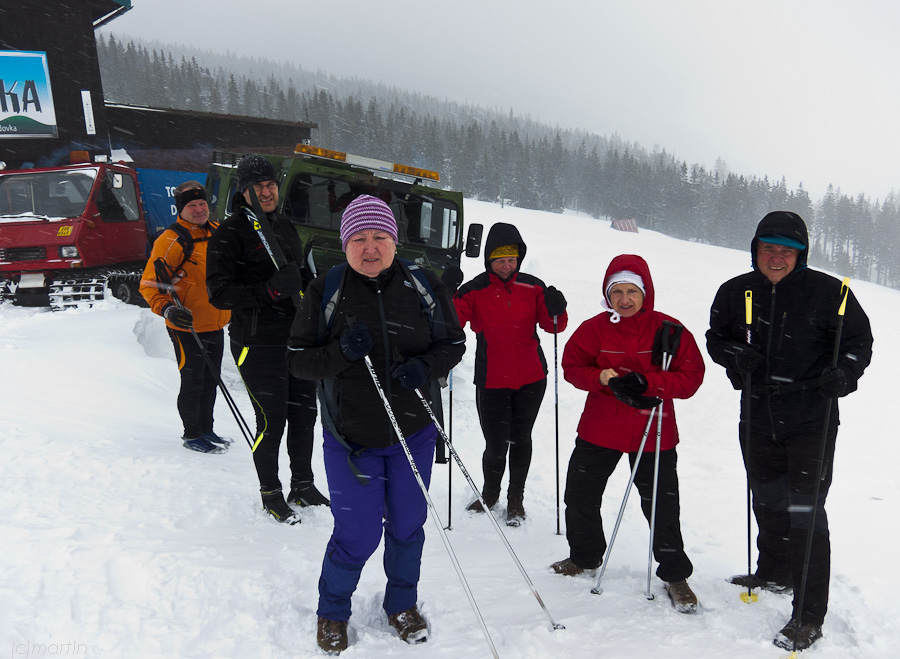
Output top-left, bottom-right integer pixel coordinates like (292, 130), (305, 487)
(562, 254), (704, 452)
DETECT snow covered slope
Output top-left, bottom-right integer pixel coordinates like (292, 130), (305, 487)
(1, 200), (896, 658)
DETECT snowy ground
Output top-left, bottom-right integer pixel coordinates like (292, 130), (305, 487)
(1, 200), (897, 659)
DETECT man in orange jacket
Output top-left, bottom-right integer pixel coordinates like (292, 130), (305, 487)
(141, 181), (231, 454)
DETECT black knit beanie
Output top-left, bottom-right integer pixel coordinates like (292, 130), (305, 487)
(174, 185), (207, 215)
(236, 155), (277, 192)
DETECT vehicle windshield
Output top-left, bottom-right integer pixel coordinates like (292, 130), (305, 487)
(0, 168), (98, 222)
(282, 175), (459, 249)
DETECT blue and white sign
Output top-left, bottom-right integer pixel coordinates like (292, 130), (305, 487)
(0, 50), (58, 139)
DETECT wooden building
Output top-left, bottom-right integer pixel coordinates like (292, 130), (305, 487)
(0, 0), (314, 172)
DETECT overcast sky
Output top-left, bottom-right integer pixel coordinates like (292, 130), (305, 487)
(102, 0), (899, 202)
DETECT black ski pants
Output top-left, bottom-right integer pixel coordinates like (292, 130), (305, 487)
(167, 327), (224, 439)
(232, 342), (318, 492)
(740, 421), (837, 626)
(563, 438), (693, 583)
(475, 378), (546, 501)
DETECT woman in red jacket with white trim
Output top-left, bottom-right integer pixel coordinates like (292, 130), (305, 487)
(454, 222), (568, 526)
(550, 254), (704, 613)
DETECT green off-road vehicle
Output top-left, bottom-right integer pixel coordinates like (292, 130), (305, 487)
(206, 144), (482, 280)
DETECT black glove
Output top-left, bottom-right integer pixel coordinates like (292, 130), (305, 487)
(162, 303), (193, 330)
(609, 375), (661, 409)
(819, 366), (848, 398)
(544, 286), (567, 316)
(391, 358), (430, 390)
(340, 322), (373, 362)
(729, 343), (763, 375)
(441, 266), (464, 296)
(265, 262), (303, 301)
(616, 371), (648, 395)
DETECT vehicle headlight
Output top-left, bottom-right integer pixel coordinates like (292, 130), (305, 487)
(59, 246), (79, 258)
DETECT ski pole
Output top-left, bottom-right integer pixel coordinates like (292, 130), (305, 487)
(245, 185), (305, 310)
(362, 355), (499, 659)
(413, 387), (566, 631)
(741, 290), (758, 604)
(154, 259), (254, 449)
(554, 315), (561, 536)
(789, 278), (850, 657)
(645, 408), (662, 600)
(444, 369), (453, 531)
(590, 406), (658, 596)
(644, 346), (675, 600)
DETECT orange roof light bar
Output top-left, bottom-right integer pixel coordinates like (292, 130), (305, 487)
(295, 144), (347, 162)
(294, 143), (440, 182)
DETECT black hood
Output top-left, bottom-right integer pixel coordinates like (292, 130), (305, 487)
(483, 222), (527, 274)
(751, 211), (809, 271)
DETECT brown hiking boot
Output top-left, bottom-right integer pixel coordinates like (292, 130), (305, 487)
(665, 579), (699, 614)
(550, 558), (594, 576)
(388, 606), (428, 644)
(466, 493), (498, 513)
(506, 497), (525, 526)
(316, 617), (348, 655)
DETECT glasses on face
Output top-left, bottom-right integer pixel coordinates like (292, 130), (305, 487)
(252, 181), (278, 194)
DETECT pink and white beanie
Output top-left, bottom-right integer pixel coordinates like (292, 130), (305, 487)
(340, 195), (399, 250)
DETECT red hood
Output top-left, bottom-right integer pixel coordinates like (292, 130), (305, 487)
(603, 254), (655, 312)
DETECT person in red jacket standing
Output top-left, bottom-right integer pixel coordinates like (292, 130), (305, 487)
(550, 254), (704, 613)
(454, 222), (568, 526)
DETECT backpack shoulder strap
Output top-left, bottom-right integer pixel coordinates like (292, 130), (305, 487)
(397, 258), (447, 342)
(161, 221), (199, 273)
(319, 263), (350, 342)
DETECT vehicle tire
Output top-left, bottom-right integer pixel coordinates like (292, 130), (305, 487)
(111, 277), (148, 307)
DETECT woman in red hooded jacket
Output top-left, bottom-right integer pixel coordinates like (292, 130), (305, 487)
(550, 254), (704, 613)
(454, 222), (568, 526)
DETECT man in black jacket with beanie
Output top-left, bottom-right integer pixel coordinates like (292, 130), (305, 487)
(207, 155), (328, 524)
(707, 211), (873, 651)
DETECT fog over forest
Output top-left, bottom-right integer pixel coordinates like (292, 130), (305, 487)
(99, 34), (900, 290)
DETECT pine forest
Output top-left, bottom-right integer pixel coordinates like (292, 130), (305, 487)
(97, 35), (900, 289)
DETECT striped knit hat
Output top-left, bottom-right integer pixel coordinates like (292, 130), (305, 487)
(340, 195), (398, 250)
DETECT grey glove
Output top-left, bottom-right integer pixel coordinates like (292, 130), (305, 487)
(163, 303), (193, 330)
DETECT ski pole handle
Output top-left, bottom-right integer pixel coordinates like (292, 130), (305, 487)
(744, 290), (752, 344)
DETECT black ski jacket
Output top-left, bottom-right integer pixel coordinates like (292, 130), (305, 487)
(206, 202), (309, 346)
(706, 211), (873, 435)
(287, 260), (466, 448)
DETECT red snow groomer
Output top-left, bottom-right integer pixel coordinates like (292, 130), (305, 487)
(0, 156), (150, 309)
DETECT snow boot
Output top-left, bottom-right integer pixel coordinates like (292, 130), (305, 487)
(773, 617), (823, 651)
(260, 489), (301, 525)
(316, 617), (348, 655)
(665, 579), (699, 614)
(550, 558), (594, 577)
(506, 496), (526, 527)
(182, 435), (226, 454)
(287, 480), (330, 507)
(201, 431), (233, 447)
(466, 492), (498, 513)
(388, 606), (428, 644)
(727, 572), (792, 594)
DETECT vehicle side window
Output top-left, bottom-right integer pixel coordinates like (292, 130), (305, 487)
(96, 172), (140, 222)
(287, 175), (341, 231)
